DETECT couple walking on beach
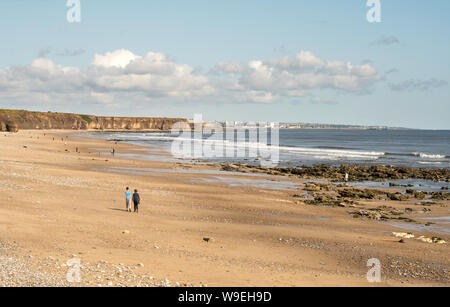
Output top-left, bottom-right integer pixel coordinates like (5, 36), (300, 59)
(125, 187), (140, 213)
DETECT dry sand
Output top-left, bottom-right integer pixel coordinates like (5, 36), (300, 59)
(0, 130), (448, 287)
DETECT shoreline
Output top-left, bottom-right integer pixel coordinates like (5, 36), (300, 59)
(73, 129), (450, 171)
(0, 129), (448, 286)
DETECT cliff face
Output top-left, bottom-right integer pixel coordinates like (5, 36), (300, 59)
(0, 109), (186, 132)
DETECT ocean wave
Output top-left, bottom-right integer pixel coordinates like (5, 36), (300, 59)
(413, 152), (447, 159)
(105, 132), (388, 160)
(418, 161), (443, 165)
(278, 145), (385, 157)
(107, 133), (448, 161)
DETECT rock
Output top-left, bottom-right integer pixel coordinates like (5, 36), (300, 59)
(388, 193), (409, 201)
(304, 183), (321, 191)
(431, 191), (450, 200)
(351, 210), (384, 220)
(222, 163), (450, 182)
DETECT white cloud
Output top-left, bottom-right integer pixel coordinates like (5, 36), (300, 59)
(0, 49), (383, 107)
(126, 52), (177, 75)
(267, 51), (325, 71)
(211, 51), (382, 102)
(92, 49), (141, 68)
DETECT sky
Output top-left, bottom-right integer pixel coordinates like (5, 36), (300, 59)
(0, 0), (449, 129)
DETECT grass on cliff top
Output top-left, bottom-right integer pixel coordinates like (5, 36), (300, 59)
(0, 108), (187, 122)
(0, 109), (27, 115)
(79, 114), (92, 123)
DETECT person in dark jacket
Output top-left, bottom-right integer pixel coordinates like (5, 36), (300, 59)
(132, 189), (141, 213)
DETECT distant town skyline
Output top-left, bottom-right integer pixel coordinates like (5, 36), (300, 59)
(0, 1), (449, 129)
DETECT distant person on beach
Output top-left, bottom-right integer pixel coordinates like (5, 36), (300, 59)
(132, 189), (141, 213)
(112, 148), (115, 156)
(125, 187), (132, 212)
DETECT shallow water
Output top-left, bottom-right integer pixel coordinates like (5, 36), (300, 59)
(93, 165), (299, 191)
(192, 176), (299, 191)
(107, 166), (275, 177)
(383, 221), (450, 235)
(341, 179), (449, 192)
(418, 216), (450, 224)
(91, 168), (164, 177)
(87, 148), (179, 163)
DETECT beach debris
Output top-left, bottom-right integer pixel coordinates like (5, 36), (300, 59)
(392, 232), (415, 239)
(417, 236), (446, 244)
(391, 232), (446, 244)
(432, 237), (447, 244)
(122, 230), (130, 235)
(203, 237), (215, 243)
(417, 236), (433, 244)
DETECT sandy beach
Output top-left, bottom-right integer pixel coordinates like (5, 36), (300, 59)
(0, 130), (448, 287)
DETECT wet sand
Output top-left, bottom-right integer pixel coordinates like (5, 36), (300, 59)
(0, 130), (448, 287)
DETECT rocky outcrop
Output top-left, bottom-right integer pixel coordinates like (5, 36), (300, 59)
(220, 163), (450, 182)
(6, 123), (19, 132)
(0, 109), (187, 132)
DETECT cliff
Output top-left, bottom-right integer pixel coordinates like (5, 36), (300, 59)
(0, 109), (186, 132)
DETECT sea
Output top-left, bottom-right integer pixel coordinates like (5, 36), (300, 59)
(85, 129), (450, 169)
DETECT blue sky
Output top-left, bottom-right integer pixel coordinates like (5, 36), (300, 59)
(0, 0), (449, 129)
